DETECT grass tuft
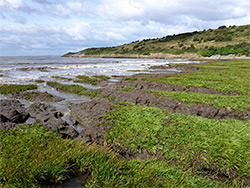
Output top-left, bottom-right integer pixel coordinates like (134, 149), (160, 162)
(122, 77), (138, 81)
(147, 90), (250, 111)
(47, 81), (100, 98)
(0, 84), (37, 94)
(0, 124), (219, 187)
(148, 59), (250, 95)
(102, 103), (250, 186)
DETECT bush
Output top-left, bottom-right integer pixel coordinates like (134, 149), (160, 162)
(198, 43), (250, 57)
(215, 35), (232, 42)
(141, 51), (151, 56)
(198, 47), (218, 57)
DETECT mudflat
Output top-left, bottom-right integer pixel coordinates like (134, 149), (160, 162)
(1, 58), (250, 187)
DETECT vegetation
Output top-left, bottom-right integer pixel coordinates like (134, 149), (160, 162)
(145, 59), (250, 95)
(63, 24), (250, 57)
(0, 84), (37, 94)
(47, 81), (100, 98)
(23, 92), (54, 100)
(51, 75), (110, 85)
(122, 77), (138, 81)
(51, 76), (73, 81)
(147, 90), (250, 111)
(141, 51), (151, 56)
(92, 75), (111, 81)
(101, 103), (250, 186)
(35, 79), (45, 83)
(2, 59), (249, 187)
(121, 87), (134, 92)
(198, 43), (250, 57)
(0, 125), (220, 187)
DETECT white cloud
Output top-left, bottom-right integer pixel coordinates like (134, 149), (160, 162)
(0, 0), (250, 55)
(97, 0), (144, 20)
(0, 0), (23, 9)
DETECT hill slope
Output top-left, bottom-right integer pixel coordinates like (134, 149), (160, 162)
(63, 25), (250, 58)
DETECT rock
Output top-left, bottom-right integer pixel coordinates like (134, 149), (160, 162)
(71, 101), (110, 143)
(60, 126), (79, 139)
(28, 102), (78, 138)
(0, 122), (18, 131)
(0, 114), (9, 123)
(0, 100), (29, 124)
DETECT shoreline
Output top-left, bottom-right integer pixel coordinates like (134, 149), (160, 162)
(62, 53), (250, 60)
(1, 58), (250, 187)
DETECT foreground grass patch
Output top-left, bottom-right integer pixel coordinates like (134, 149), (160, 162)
(92, 75), (111, 81)
(51, 76), (73, 81)
(122, 77), (138, 81)
(0, 84), (37, 94)
(74, 75), (98, 85)
(0, 125), (218, 187)
(74, 75), (111, 85)
(102, 104), (250, 186)
(47, 81), (100, 98)
(147, 90), (250, 111)
(35, 79), (45, 83)
(146, 59), (250, 95)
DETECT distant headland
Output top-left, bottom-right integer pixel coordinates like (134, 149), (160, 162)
(63, 24), (250, 58)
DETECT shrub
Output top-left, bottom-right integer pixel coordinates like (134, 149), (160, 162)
(215, 35), (232, 42)
(141, 51), (151, 56)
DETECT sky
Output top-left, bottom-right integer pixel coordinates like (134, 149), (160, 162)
(0, 0), (250, 56)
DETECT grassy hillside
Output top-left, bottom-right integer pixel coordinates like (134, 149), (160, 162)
(63, 25), (250, 57)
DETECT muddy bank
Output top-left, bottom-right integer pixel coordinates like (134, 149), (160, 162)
(7, 91), (64, 102)
(0, 99), (78, 138)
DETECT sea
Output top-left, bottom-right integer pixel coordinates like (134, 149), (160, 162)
(0, 56), (193, 85)
(0, 56), (194, 119)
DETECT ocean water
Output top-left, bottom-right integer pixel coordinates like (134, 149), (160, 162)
(0, 56), (196, 150)
(0, 56), (192, 84)
(0, 56), (195, 112)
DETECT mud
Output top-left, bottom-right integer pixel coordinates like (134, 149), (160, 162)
(7, 91), (64, 102)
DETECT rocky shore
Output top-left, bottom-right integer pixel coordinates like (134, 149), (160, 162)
(1, 58), (250, 187)
(1, 61), (249, 143)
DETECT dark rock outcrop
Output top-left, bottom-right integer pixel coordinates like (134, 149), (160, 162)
(0, 100), (29, 130)
(70, 101), (111, 143)
(28, 103), (78, 138)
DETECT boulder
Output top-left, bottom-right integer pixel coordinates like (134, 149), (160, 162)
(0, 100), (29, 124)
(28, 102), (78, 138)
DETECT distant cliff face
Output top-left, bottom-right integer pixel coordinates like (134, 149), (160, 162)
(63, 24), (250, 58)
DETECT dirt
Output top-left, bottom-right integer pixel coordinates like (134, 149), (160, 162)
(7, 91), (64, 102)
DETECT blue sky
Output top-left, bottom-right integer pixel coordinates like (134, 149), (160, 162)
(0, 0), (250, 56)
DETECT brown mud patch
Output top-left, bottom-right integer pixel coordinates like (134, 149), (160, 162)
(97, 89), (249, 120)
(6, 91), (64, 102)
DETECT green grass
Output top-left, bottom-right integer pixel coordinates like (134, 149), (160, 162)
(64, 25), (250, 57)
(147, 90), (250, 111)
(92, 75), (111, 81)
(74, 75), (98, 85)
(35, 79), (45, 83)
(0, 84), (37, 94)
(116, 87), (134, 92)
(74, 75), (111, 85)
(102, 103), (250, 186)
(51, 76), (73, 81)
(122, 77), (138, 81)
(0, 125), (219, 187)
(146, 59), (250, 95)
(47, 81), (100, 98)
